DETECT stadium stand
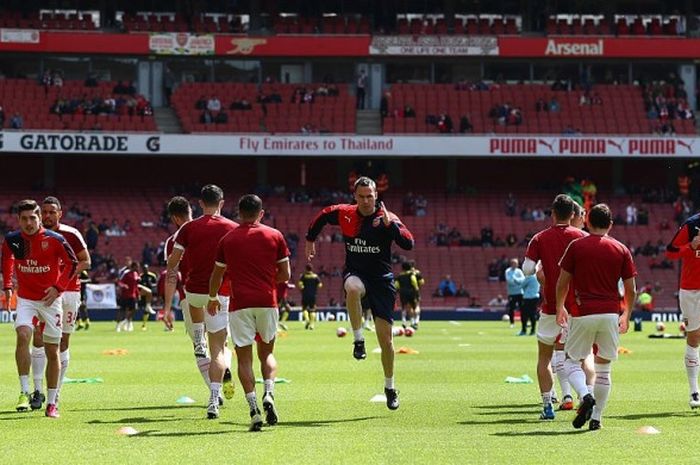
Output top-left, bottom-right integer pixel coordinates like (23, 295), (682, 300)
(382, 83), (696, 135)
(0, 79), (156, 132)
(171, 82), (356, 134)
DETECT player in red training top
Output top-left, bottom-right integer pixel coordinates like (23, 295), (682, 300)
(208, 194), (290, 431)
(26, 197), (91, 412)
(276, 281), (293, 331)
(165, 186), (237, 418)
(666, 209), (700, 409)
(556, 203), (637, 431)
(162, 195), (234, 405)
(523, 194), (586, 420)
(305, 176), (414, 410)
(1, 199), (78, 418)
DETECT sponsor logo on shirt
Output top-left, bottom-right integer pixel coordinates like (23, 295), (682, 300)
(346, 238), (381, 254)
(17, 259), (51, 274)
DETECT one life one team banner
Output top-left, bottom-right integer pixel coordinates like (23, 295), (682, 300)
(0, 132), (698, 157)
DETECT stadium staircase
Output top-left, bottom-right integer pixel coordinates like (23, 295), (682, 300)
(356, 109), (382, 135)
(154, 107), (183, 134)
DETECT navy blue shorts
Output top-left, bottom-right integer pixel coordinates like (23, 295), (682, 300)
(345, 273), (397, 323)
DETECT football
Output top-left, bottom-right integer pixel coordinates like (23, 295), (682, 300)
(327, 313), (336, 321)
(392, 326), (405, 336)
(336, 327), (348, 337)
(655, 322), (665, 332)
(405, 327), (415, 337)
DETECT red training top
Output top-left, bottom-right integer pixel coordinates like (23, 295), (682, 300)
(215, 222), (290, 311)
(559, 234), (637, 316)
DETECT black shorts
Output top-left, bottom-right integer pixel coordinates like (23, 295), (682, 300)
(399, 291), (418, 308)
(345, 273), (396, 323)
(301, 296), (317, 309)
(121, 298), (136, 311)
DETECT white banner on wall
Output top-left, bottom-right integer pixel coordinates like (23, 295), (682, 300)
(85, 283), (117, 309)
(0, 131), (697, 157)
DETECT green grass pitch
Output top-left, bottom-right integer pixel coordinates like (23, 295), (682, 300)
(0, 320), (694, 465)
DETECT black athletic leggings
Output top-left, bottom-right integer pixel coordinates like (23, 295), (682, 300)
(521, 298), (539, 333)
(507, 294), (523, 325)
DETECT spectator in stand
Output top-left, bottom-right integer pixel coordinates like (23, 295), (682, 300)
(195, 95), (207, 110)
(505, 193), (517, 217)
(403, 192), (416, 216)
(356, 69), (367, 110)
(403, 105), (416, 117)
(437, 113), (453, 133)
(380, 92), (390, 118)
(0, 105), (5, 127)
(414, 195), (427, 217)
(626, 202), (638, 225)
(488, 260), (500, 281)
(549, 97), (561, 112)
(85, 221), (99, 251)
(200, 110), (214, 124)
(481, 226), (494, 247)
(488, 294), (507, 307)
(113, 80), (127, 95)
(231, 99), (253, 110)
(215, 111), (228, 124)
(206, 95), (221, 112)
(506, 233), (517, 247)
(532, 207), (546, 221)
(535, 98), (547, 112)
(10, 113), (23, 129)
(456, 284), (470, 298)
(459, 115), (473, 133)
(437, 275), (457, 297)
(142, 242), (155, 266)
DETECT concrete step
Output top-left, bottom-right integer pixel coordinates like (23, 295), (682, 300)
(153, 107), (183, 134)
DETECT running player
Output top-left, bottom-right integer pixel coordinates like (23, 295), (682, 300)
(665, 207), (700, 408)
(208, 194), (290, 431)
(298, 264), (322, 330)
(138, 264), (158, 330)
(523, 194), (587, 420)
(408, 260), (424, 329)
(164, 186), (237, 418)
(2, 199), (78, 418)
(556, 203), (636, 430)
(117, 261), (140, 332)
(396, 261), (420, 329)
(277, 281), (293, 331)
(27, 197), (91, 411)
(305, 176), (414, 410)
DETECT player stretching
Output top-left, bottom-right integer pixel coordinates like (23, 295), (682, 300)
(523, 194), (586, 420)
(298, 264), (322, 330)
(305, 177), (414, 410)
(666, 208), (700, 408)
(2, 200), (78, 418)
(28, 197), (91, 411)
(209, 194), (290, 431)
(556, 204), (636, 430)
(164, 186), (237, 418)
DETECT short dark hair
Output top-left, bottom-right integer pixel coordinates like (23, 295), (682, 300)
(588, 203), (613, 229)
(305, 264), (313, 272)
(201, 184), (224, 207)
(354, 176), (376, 191)
(401, 261), (412, 271)
(167, 196), (191, 217)
(551, 194), (574, 221)
(42, 196), (61, 210)
(238, 194), (263, 219)
(572, 201), (584, 217)
(17, 199), (39, 215)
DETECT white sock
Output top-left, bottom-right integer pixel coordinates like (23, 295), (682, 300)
(385, 377), (395, 390)
(59, 349), (70, 389)
(47, 388), (58, 405)
(553, 350), (572, 398)
(586, 384), (594, 396)
(565, 358), (590, 399)
(353, 329), (364, 342)
(31, 347), (45, 392)
(264, 379), (275, 396)
(245, 391), (258, 412)
(209, 382), (221, 403)
(591, 363), (612, 422)
(224, 346), (233, 370)
(19, 375), (30, 394)
(401, 312), (407, 324)
(192, 322), (206, 347)
(549, 388), (557, 400)
(196, 357), (211, 387)
(686, 345), (700, 394)
(541, 391), (552, 406)
(415, 311), (420, 323)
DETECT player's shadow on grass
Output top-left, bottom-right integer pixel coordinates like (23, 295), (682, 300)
(458, 418), (541, 426)
(492, 430), (588, 437)
(128, 429), (234, 438)
(609, 411), (697, 421)
(87, 416), (182, 425)
(268, 415), (380, 428)
(72, 405), (200, 413)
(473, 403), (537, 410)
(477, 409), (539, 416)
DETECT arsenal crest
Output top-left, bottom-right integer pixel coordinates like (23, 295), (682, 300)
(372, 217), (382, 227)
(41, 240), (49, 250)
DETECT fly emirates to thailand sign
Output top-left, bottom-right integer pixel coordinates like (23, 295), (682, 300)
(0, 132), (698, 157)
